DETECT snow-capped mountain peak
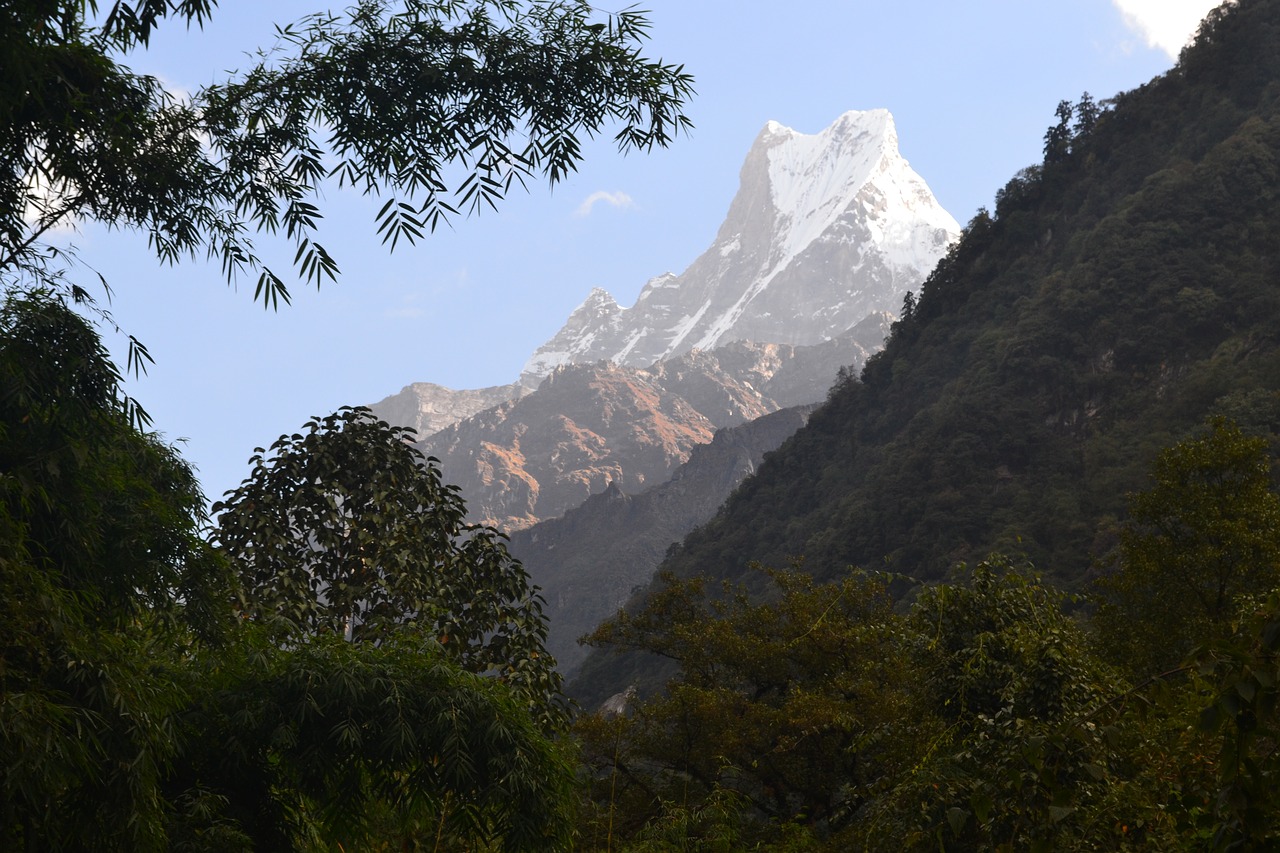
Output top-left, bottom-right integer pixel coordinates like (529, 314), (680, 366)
(766, 109), (896, 272)
(521, 110), (959, 386)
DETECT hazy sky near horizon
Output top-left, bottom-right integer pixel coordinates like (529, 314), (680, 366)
(72, 0), (1219, 502)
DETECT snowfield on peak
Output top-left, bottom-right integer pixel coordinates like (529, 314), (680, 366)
(521, 109), (960, 386)
(765, 110), (895, 273)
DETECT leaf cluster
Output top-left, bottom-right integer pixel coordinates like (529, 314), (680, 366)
(1, 0), (694, 308)
(1096, 417), (1280, 674)
(0, 289), (231, 848)
(577, 567), (923, 847)
(172, 630), (575, 851)
(0, 288), (233, 636)
(1187, 589), (1280, 848)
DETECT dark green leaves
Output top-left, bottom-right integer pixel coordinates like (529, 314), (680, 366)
(213, 405), (568, 731)
(207, 409), (574, 846)
(0, 289), (233, 849)
(177, 631), (576, 850)
(1096, 417), (1280, 676)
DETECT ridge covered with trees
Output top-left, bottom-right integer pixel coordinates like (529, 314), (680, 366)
(574, 0), (1280, 621)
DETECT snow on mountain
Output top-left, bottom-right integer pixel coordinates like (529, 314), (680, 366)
(521, 109), (960, 386)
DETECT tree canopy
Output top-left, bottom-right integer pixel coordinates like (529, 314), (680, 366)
(2, 2), (691, 846)
(213, 406), (568, 730)
(1096, 417), (1280, 675)
(577, 553), (1280, 850)
(2, 0), (694, 305)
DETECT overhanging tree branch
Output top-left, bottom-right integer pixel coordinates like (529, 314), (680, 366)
(1, 0), (694, 307)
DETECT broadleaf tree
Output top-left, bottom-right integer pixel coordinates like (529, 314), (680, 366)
(0, 297), (577, 848)
(577, 566), (923, 848)
(170, 629), (576, 851)
(1095, 416), (1280, 676)
(212, 406), (568, 730)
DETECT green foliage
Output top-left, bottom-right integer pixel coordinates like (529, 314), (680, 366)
(4, 3), (694, 846)
(1043, 99), (1075, 164)
(566, 4), (1280, 847)
(578, 566), (923, 847)
(2, 1), (693, 305)
(1041, 92), (1105, 168)
(615, 786), (822, 853)
(1185, 589), (1280, 849)
(581, 554), (1280, 850)
(172, 628), (576, 852)
(910, 560), (1105, 723)
(0, 289), (231, 849)
(213, 406), (568, 731)
(576, 399), (1280, 848)
(1096, 417), (1280, 675)
(0, 294), (576, 848)
(861, 560), (1130, 851)
(0, 289), (234, 634)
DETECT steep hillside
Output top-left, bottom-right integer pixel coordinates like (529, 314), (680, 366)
(573, 0), (1280, 702)
(507, 405), (815, 676)
(419, 362), (726, 530)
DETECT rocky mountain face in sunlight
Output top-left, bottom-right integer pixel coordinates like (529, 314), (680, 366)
(415, 324), (887, 530)
(371, 110), (954, 459)
(366, 109), (957, 674)
(368, 381), (528, 440)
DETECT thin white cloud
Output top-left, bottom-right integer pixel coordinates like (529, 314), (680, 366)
(385, 290), (425, 319)
(1111, 0), (1224, 59)
(574, 190), (635, 218)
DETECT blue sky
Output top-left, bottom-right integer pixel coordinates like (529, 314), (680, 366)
(73, 1), (1215, 503)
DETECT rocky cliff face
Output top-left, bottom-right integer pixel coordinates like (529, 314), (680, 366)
(507, 404), (816, 676)
(372, 111), (950, 462)
(417, 330), (879, 531)
(521, 109), (958, 384)
(418, 362), (733, 530)
(368, 381), (527, 439)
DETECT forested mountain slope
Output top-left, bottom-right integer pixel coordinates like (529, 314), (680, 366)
(508, 404), (815, 677)
(574, 0), (1280, 700)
